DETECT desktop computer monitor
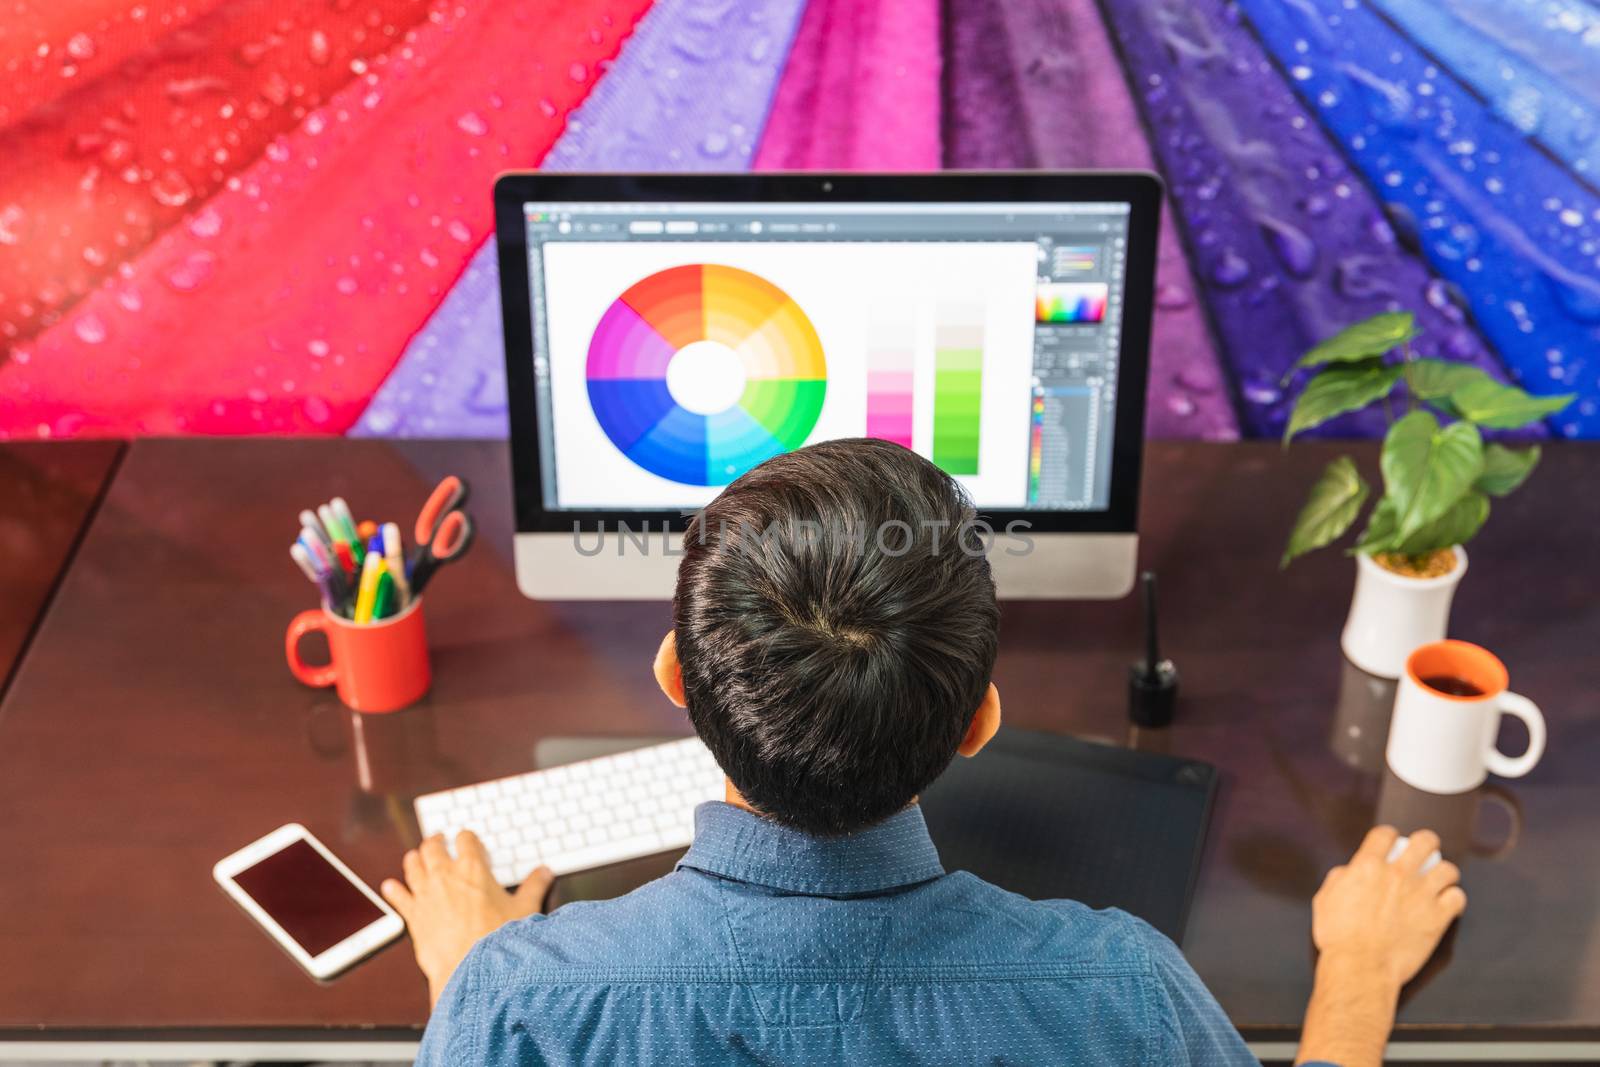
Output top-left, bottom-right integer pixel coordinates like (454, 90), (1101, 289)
(496, 173), (1159, 600)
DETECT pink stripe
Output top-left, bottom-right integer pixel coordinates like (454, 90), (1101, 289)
(754, 0), (941, 170)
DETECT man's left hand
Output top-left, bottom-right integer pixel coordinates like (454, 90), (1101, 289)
(382, 831), (554, 1007)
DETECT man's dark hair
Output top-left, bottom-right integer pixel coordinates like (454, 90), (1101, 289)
(674, 438), (1000, 836)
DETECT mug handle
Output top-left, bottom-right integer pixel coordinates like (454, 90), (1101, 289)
(285, 609), (338, 688)
(1484, 691), (1545, 779)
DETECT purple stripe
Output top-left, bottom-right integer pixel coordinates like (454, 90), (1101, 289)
(351, 0), (808, 438)
(944, 0), (1239, 440)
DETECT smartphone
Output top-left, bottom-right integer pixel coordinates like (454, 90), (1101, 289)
(213, 823), (403, 980)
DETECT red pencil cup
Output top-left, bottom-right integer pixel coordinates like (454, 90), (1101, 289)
(285, 598), (431, 714)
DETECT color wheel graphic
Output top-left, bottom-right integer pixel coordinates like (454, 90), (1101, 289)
(586, 265), (827, 485)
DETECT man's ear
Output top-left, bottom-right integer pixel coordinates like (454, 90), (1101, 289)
(654, 631), (688, 709)
(957, 683), (1001, 757)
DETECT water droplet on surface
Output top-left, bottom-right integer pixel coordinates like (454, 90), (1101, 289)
(456, 111), (487, 136)
(568, 62), (587, 83)
(1302, 194), (1331, 218)
(1335, 255), (1393, 300)
(66, 33), (96, 61)
(1209, 250), (1251, 288)
(187, 207), (222, 238)
(538, 98), (557, 118)
(150, 170), (195, 207)
(308, 30), (331, 65)
(1559, 208), (1583, 227)
(118, 289), (142, 312)
(447, 220), (471, 242)
(1166, 394), (1197, 417)
(305, 113), (327, 135)
(165, 250), (217, 291)
(1259, 216), (1317, 277)
(0, 204), (25, 245)
(74, 313), (107, 344)
(1242, 381), (1281, 406)
(1155, 282), (1192, 309)
(164, 75), (229, 101)
(700, 132), (730, 157)
(308, 338), (330, 357)
(335, 276), (358, 295)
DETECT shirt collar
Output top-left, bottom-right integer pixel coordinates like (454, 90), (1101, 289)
(677, 801), (945, 896)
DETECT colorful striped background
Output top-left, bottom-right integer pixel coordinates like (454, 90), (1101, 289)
(1, 0), (1595, 441)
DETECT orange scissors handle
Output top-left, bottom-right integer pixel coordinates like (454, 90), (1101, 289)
(415, 475), (470, 546)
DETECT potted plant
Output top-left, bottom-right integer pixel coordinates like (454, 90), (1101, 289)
(1280, 311), (1574, 678)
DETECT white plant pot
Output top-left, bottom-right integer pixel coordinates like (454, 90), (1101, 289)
(1340, 547), (1467, 679)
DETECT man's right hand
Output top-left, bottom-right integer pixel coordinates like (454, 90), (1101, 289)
(1295, 825), (1467, 1067)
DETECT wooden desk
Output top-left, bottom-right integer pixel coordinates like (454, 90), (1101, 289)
(0, 441), (122, 698)
(0, 438), (1595, 1057)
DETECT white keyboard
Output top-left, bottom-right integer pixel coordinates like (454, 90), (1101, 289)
(413, 737), (724, 885)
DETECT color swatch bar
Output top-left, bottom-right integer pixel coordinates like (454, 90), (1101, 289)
(1036, 282), (1108, 323)
(932, 306), (983, 475)
(866, 338), (914, 449)
(1027, 393), (1045, 502)
(1053, 245), (1100, 272)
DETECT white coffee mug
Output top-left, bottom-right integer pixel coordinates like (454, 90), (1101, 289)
(1386, 639), (1546, 795)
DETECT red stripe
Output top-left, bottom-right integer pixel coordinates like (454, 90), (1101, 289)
(3, 0), (655, 438)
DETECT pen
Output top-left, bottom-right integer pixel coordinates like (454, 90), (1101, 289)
(358, 519), (378, 542)
(382, 521), (410, 605)
(353, 539), (384, 623)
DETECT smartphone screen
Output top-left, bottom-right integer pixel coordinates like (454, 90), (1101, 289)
(231, 838), (386, 956)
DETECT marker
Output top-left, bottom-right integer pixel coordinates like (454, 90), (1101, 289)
(331, 498), (364, 562)
(353, 548), (383, 624)
(298, 532), (332, 574)
(318, 504), (346, 546)
(372, 569), (396, 620)
(300, 509), (335, 555)
(290, 542), (320, 584)
(332, 540), (357, 580)
(357, 519), (378, 542)
(382, 521), (410, 605)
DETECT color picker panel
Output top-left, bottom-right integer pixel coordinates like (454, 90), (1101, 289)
(932, 305), (984, 475)
(1035, 282), (1109, 324)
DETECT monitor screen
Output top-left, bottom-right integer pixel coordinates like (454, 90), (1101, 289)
(518, 200), (1134, 513)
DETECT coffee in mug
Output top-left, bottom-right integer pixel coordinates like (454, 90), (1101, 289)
(1386, 640), (1545, 795)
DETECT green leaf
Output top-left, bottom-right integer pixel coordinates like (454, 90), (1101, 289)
(1283, 362), (1404, 443)
(1282, 311), (1418, 382)
(1380, 410), (1484, 543)
(1393, 490), (1490, 556)
(1403, 359), (1493, 401)
(1282, 456), (1370, 568)
(1475, 443), (1541, 497)
(1449, 378), (1576, 429)
(1353, 497), (1400, 554)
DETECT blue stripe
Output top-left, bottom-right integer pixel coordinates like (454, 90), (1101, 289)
(1233, 0), (1600, 435)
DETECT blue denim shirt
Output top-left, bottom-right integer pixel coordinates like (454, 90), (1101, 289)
(418, 801), (1291, 1065)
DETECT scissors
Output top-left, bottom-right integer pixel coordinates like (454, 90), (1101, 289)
(410, 475), (474, 597)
